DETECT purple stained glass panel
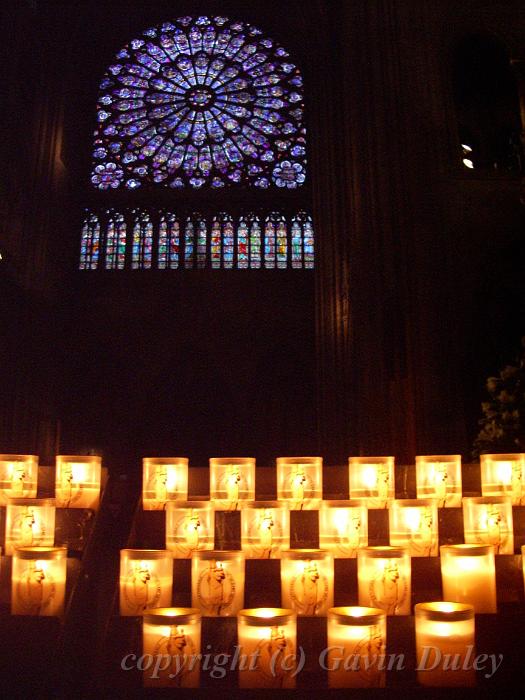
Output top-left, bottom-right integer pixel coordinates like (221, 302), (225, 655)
(91, 16), (306, 189)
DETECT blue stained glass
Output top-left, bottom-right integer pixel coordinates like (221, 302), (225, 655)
(276, 218), (288, 268)
(196, 218), (207, 268)
(79, 213), (100, 270)
(131, 211), (153, 269)
(237, 218), (249, 268)
(105, 212), (127, 269)
(80, 210), (314, 270)
(169, 216), (180, 268)
(291, 219), (302, 268)
(91, 16), (306, 189)
(184, 219), (194, 268)
(211, 218), (221, 268)
(223, 216), (234, 268)
(303, 216), (315, 269)
(264, 218), (276, 269)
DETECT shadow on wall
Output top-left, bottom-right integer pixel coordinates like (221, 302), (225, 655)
(58, 273), (317, 469)
(465, 239), (525, 446)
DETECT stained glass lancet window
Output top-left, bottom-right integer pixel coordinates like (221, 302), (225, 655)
(237, 217), (249, 269)
(105, 212), (127, 269)
(131, 210), (153, 269)
(80, 213), (100, 269)
(90, 16), (306, 191)
(157, 213), (181, 269)
(80, 210), (313, 269)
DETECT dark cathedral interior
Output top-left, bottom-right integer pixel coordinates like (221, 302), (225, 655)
(1, 0), (525, 696)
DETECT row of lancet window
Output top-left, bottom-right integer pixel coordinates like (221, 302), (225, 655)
(79, 210), (314, 270)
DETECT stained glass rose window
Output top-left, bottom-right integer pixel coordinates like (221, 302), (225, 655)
(91, 15), (306, 190)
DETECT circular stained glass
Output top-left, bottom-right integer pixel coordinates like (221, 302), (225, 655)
(91, 15), (306, 190)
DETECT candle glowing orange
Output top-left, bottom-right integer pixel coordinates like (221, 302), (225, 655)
(480, 453), (525, 505)
(143, 457), (188, 510)
(462, 496), (514, 554)
(416, 455), (462, 507)
(349, 457), (394, 509)
(142, 608), (201, 688)
(119, 549), (173, 616)
(237, 608), (297, 688)
(0, 455), (38, 504)
(11, 546), (67, 616)
(241, 501), (290, 559)
(319, 501), (368, 558)
(415, 602), (475, 687)
(326, 606), (387, 688)
(209, 458), (255, 510)
(277, 457), (323, 510)
(55, 455), (101, 509)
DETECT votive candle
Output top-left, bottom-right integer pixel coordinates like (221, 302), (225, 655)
(389, 499), (439, 556)
(440, 544), (497, 613)
(192, 550), (245, 616)
(119, 549), (173, 616)
(281, 549), (334, 616)
(142, 607), (201, 687)
(326, 606), (387, 688)
(11, 546), (67, 616)
(55, 455), (101, 509)
(166, 501), (214, 558)
(349, 457), (395, 509)
(276, 457), (323, 510)
(416, 455), (462, 507)
(5, 498), (56, 555)
(241, 501), (290, 559)
(462, 496), (514, 554)
(480, 453), (525, 505)
(415, 602), (475, 687)
(142, 457), (189, 510)
(209, 458), (255, 510)
(357, 546), (411, 615)
(0, 454), (38, 504)
(237, 608), (297, 688)
(319, 500), (368, 558)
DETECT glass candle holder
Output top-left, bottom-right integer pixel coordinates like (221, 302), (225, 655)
(440, 544), (497, 613)
(192, 550), (245, 616)
(11, 546), (67, 616)
(480, 453), (525, 505)
(319, 500), (368, 558)
(143, 457), (189, 511)
(326, 606), (387, 688)
(241, 501), (290, 559)
(119, 549), (173, 616)
(357, 547), (411, 615)
(5, 498), (56, 556)
(276, 457), (323, 510)
(281, 549), (334, 616)
(0, 454), (38, 504)
(209, 458), (255, 510)
(415, 602), (475, 687)
(166, 501), (214, 558)
(349, 457), (395, 509)
(237, 608), (297, 688)
(142, 608), (201, 688)
(462, 496), (514, 555)
(416, 455), (462, 507)
(55, 455), (102, 509)
(389, 499), (439, 557)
